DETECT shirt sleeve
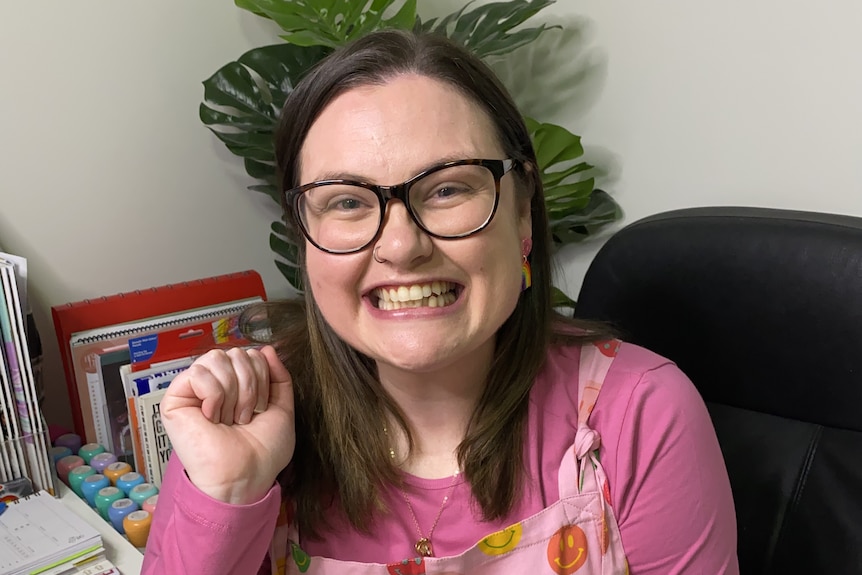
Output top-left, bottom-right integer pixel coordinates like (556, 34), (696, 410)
(607, 361), (740, 574)
(142, 453), (281, 575)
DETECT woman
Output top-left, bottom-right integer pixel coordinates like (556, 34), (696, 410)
(142, 29), (738, 574)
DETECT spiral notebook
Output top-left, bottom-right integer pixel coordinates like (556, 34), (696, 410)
(51, 270), (267, 444)
(0, 490), (102, 575)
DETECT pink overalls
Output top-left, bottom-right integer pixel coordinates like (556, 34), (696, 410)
(269, 340), (629, 575)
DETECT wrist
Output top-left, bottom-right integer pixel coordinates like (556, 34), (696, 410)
(184, 469), (276, 505)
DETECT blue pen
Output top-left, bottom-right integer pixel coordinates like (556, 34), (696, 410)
(0, 501), (6, 516)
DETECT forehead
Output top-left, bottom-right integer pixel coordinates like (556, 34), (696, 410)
(299, 74), (503, 184)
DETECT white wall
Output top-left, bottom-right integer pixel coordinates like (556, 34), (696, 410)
(2, 1), (860, 428)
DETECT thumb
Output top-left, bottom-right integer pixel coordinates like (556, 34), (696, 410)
(261, 345), (294, 412)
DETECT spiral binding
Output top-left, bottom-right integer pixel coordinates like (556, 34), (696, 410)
(70, 298), (260, 346)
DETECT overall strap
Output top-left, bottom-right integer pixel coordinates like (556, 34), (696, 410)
(558, 339), (622, 498)
(269, 499), (295, 575)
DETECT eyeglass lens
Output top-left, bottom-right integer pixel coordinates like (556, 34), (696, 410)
(296, 163), (498, 253)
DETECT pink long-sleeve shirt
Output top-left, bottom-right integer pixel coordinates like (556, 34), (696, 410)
(143, 342), (738, 574)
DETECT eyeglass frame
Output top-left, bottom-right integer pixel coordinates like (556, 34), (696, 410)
(284, 158), (518, 255)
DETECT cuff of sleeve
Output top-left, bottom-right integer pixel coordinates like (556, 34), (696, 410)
(172, 461), (282, 534)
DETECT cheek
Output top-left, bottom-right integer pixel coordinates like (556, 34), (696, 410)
(305, 249), (363, 301)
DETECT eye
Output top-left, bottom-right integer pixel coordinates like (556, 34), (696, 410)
(329, 196), (364, 211)
(303, 185), (376, 217)
(433, 184), (471, 199)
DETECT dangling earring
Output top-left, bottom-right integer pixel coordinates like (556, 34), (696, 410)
(521, 238), (533, 292)
(521, 255), (532, 291)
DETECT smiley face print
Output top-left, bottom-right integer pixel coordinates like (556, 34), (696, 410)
(477, 522), (523, 556)
(547, 524), (588, 574)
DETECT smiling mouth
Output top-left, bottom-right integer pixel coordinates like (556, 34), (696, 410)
(372, 281), (460, 310)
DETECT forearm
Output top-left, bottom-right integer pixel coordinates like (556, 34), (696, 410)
(142, 454), (281, 575)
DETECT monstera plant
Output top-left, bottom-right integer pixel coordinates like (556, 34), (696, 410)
(200, 0), (620, 307)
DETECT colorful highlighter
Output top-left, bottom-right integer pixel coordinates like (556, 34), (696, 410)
(81, 474), (110, 507)
(108, 498), (139, 534)
(89, 452), (118, 474)
(104, 462), (133, 486)
(55, 433), (82, 454)
(129, 483), (159, 507)
(123, 510), (152, 548)
(68, 465), (96, 498)
(78, 443), (106, 464)
(142, 494), (159, 515)
(95, 486), (125, 520)
(116, 472), (145, 496)
(50, 446), (72, 464)
(56, 455), (85, 485)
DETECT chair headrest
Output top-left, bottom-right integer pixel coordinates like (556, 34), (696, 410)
(575, 206), (862, 430)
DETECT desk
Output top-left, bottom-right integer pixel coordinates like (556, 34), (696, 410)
(58, 482), (144, 575)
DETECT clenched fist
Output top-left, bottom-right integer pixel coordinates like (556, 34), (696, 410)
(159, 345), (295, 504)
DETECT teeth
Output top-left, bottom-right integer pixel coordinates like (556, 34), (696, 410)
(373, 282), (458, 310)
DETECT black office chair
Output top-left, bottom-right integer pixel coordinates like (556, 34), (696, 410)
(574, 206), (862, 575)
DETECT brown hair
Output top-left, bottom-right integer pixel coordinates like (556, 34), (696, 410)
(247, 28), (611, 538)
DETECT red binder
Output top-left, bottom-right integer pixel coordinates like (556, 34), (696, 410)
(51, 270), (267, 441)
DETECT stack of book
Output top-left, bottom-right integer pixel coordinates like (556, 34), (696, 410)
(51, 270), (267, 487)
(0, 252), (53, 494)
(0, 489), (120, 575)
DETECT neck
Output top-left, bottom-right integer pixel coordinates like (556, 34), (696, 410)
(378, 340), (493, 478)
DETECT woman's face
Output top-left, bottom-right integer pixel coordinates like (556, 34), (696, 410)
(299, 74), (531, 375)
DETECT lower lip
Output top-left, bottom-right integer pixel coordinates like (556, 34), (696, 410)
(365, 291), (464, 319)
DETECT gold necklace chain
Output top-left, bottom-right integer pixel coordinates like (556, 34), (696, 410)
(385, 426), (460, 557)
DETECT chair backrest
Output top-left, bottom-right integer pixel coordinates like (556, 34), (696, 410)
(574, 206), (862, 575)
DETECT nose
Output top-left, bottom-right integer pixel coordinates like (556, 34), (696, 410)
(372, 199), (433, 266)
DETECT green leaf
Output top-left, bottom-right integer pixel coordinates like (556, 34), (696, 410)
(279, 29), (341, 47)
(526, 117), (621, 245)
(542, 161), (593, 188)
(202, 43), (326, 192)
(200, 105), (273, 131)
(241, 0), (416, 49)
(202, 62), (274, 121)
(248, 184), (281, 204)
(270, 221), (303, 292)
(209, 130), (274, 150)
(243, 158), (278, 182)
(530, 123), (584, 168)
(237, 43), (331, 102)
(234, 0), (271, 19)
(549, 189), (622, 244)
(422, 0), (558, 59)
(544, 179), (594, 203)
(551, 286), (576, 310)
(275, 259), (304, 292)
(386, 0), (419, 30)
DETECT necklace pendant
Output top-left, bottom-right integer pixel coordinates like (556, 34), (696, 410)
(415, 537), (433, 557)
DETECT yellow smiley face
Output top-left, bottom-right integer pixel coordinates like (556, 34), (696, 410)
(477, 522), (523, 556)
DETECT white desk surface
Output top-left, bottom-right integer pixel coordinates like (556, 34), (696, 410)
(58, 482), (144, 575)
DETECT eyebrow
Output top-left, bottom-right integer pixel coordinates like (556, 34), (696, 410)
(308, 153), (487, 184)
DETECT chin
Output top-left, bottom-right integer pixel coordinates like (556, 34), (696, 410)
(372, 344), (460, 374)
(376, 353), (448, 374)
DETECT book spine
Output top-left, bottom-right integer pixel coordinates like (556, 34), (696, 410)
(137, 395), (153, 483)
(139, 388), (170, 488)
(85, 369), (112, 453)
